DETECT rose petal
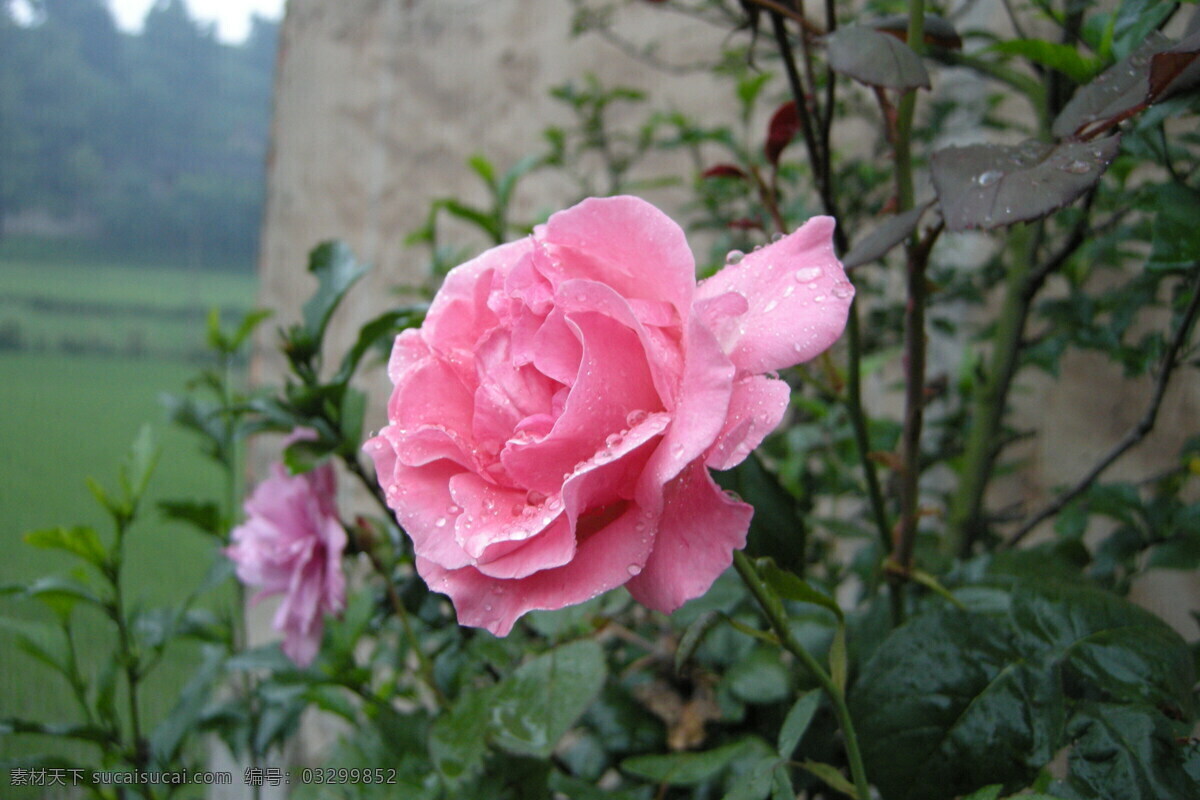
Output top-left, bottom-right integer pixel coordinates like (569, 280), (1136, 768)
(696, 216), (853, 373)
(626, 460), (752, 614)
(423, 239), (531, 358)
(538, 195), (696, 319)
(503, 310), (663, 494)
(471, 329), (561, 450)
(418, 501), (654, 636)
(637, 318), (735, 510)
(705, 375), (791, 470)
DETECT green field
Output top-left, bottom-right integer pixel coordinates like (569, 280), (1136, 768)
(0, 256), (259, 783)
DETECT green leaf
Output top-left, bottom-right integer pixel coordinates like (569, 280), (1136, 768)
(778, 690), (821, 758)
(229, 308), (273, 351)
(0, 718), (112, 745)
(333, 307), (426, 386)
(622, 738), (758, 785)
(121, 424), (159, 505)
(0, 617), (70, 677)
(489, 639), (606, 758)
(1148, 183), (1200, 270)
(25, 576), (106, 618)
(1012, 582), (1195, 716)
(23, 526), (107, 570)
(799, 759), (859, 798)
(725, 646), (791, 704)
(429, 685), (495, 784)
(283, 437), (336, 475)
(1059, 702), (1199, 799)
(759, 562), (843, 623)
(723, 754), (783, 800)
(157, 499), (222, 537)
(851, 608), (1060, 800)
(301, 241), (370, 346)
(150, 645), (224, 763)
(960, 786), (1003, 800)
(467, 153), (497, 189)
(987, 39), (1101, 83)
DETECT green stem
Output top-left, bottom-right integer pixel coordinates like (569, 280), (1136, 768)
(110, 518), (149, 794)
(733, 552), (871, 800)
(947, 224), (1036, 554)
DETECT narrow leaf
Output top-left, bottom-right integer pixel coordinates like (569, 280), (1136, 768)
(842, 200), (936, 269)
(778, 690), (821, 757)
(23, 526), (107, 570)
(301, 241), (370, 346)
(800, 760), (859, 798)
(987, 39), (1101, 83)
(764, 101), (799, 166)
(759, 562), (843, 622)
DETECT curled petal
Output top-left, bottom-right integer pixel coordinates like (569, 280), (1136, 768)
(697, 216), (853, 373)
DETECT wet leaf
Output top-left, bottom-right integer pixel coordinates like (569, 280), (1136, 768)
(842, 200), (936, 269)
(826, 27), (930, 92)
(1053, 31), (1200, 139)
(489, 639), (606, 758)
(930, 136), (1121, 231)
(1058, 703), (1199, 799)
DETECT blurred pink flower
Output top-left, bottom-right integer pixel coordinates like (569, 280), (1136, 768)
(366, 196), (853, 636)
(226, 433), (347, 666)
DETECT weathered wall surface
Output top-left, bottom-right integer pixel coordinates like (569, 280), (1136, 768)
(249, 0), (1200, 749)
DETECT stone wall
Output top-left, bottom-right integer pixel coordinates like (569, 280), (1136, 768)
(248, 0), (1200, 772)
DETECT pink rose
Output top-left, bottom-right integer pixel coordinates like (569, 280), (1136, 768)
(226, 432), (347, 666)
(365, 196), (852, 636)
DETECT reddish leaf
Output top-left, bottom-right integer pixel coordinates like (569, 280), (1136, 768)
(930, 136), (1121, 232)
(765, 101), (800, 167)
(825, 26), (931, 92)
(1053, 30), (1200, 140)
(702, 164), (748, 180)
(1148, 30), (1200, 103)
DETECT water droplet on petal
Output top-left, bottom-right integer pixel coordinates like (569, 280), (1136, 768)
(771, 232), (785, 242)
(794, 266), (822, 283)
(783, 285), (795, 297)
(435, 517), (447, 528)
(833, 283), (854, 299)
(763, 299), (779, 312)
(814, 294), (827, 303)
(447, 504), (460, 514)
(725, 249), (745, 264)
(626, 409), (648, 426)
(626, 564), (643, 576)
(526, 490), (547, 506)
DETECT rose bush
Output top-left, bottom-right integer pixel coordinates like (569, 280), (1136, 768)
(366, 196), (852, 635)
(226, 431), (348, 666)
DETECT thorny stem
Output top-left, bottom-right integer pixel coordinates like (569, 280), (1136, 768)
(733, 552), (871, 800)
(1005, 266), (1200, 547)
